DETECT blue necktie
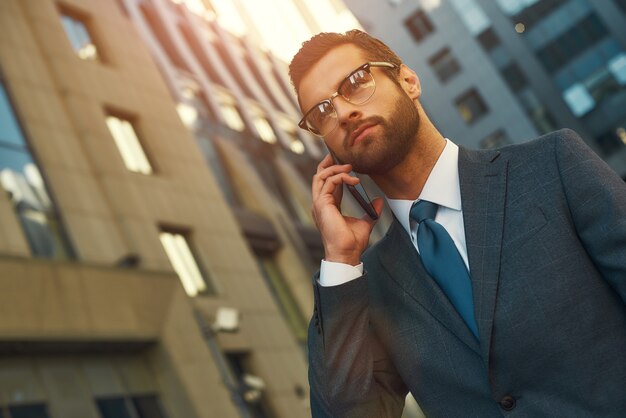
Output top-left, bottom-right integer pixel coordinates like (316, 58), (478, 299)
(410, 200), (479, 339)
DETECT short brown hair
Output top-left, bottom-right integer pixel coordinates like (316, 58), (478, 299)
(289, 30), (403, 99)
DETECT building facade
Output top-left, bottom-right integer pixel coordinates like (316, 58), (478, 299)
(344, 0), (626, 179)
(0, 0), (317, 417)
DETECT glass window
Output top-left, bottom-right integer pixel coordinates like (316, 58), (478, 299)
(404, 9), (435, 43)
(508, 0), (567, 31)
(596, 127), (626, 156)
(496, 0), (541, 16)
(480, 130), (511, 149)
(286, 131), (305, 154)
(455, 88), (489, 124)
(597, 39), (622, 62)
(585, 67), (620, 103)
(60, 13), (99, 61)
(516, 88), (557, 134)
(8, 404), (50, 418)
(159, 229), (215, 296)
(176, 103), (199, 128)
(96, 398), (133, 418)
(449, 0), (491, 35)
(477, 27), (500, 51)
(500, 62), (528, 92)
(105, 114), (153, 175)
(255, 255), (308, 343)
(0, 85), (27, 148)
(463, 7), (490, 35)
(251, 115), (277, 144)
(216, 92), (246, 132)
(277, 116), (306, 154)
(536, 44), (563, 73)
(1, 150), (57, 257)
(225, 352), (273, 418)
(220, 103), (246, 132)
(563, 83), (595, 116)
(428, 47), (461, 83)
(0, 83), (74, 260)
(196, 136), (240, 205)
(555, 69), (576, 90)
(536, 13), (609, 73)
(570, 51), (604, 82)
(609, 53), (626, 85)
(132, 395), (168, 418)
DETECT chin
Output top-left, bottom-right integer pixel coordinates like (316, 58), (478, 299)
(348, 140), (395, 174)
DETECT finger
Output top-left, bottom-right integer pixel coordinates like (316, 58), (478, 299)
(312, 163), (353, 199)
(319, 173), (359, 200)
(316, 154), (334, 174)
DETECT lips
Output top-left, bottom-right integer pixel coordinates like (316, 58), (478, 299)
(349, 122), (377, 146)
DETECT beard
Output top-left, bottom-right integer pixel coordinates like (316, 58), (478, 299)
(340, 92), (420, 175)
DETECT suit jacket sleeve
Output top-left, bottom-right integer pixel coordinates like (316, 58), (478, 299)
(308, 273), (408, 417)
(555, 129), (626, 303)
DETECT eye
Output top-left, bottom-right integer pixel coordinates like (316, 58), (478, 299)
(317, 101), (334, 113)
(348, 69), (369, 85)
(340, 69), (374, 99)
(309, 101), (333, 124)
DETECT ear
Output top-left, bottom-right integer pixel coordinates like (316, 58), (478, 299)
(398, 64), (421, 100)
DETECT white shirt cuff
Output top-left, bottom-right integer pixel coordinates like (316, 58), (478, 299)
(319, 260), (364, 287)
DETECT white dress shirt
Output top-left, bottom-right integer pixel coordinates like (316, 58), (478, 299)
(319, 139), (468, 287)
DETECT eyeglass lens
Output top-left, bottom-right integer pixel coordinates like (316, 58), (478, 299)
(305, 68), (376, 135)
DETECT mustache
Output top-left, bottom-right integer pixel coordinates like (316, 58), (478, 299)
(342, 116), (386, 148)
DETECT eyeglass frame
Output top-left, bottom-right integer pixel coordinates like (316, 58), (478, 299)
(297, 61), (398, 137)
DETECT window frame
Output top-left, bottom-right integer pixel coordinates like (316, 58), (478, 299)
(0, 77), (76, 260)
(104, 108), (155, 175)
(57, 3), (104, 62)
(454, 88), (489, 124)
(428, 47), (462, 83)
(404, 9), (435, 43)
(158, 225), (217, 297)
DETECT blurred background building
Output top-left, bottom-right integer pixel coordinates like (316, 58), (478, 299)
(0, 0), (350, 417)
(1, 0), (624, 418)
(345, 0), (626, 179)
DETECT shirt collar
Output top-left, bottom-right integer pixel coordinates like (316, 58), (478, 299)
(387, 139), (462, 236)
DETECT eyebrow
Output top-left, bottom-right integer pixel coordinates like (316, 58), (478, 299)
(304, 63), (365, 110)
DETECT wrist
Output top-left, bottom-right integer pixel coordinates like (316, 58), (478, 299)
(324, 252), (361, 266)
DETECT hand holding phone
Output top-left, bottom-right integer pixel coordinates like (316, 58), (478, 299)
(328, 151), (378, 220)
(311, 153), (382, 265)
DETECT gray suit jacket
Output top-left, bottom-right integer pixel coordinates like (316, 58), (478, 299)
(308, 129), (626, 417)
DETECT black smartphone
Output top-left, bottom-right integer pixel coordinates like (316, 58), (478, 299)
(328, 150), (378, 220)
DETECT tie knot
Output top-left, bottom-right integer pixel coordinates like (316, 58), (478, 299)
(410, 200), (438, 223)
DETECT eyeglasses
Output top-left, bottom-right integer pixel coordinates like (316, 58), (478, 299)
(298, 62), (397, 137)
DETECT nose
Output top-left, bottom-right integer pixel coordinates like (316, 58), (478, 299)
(333, 98), (362, 129)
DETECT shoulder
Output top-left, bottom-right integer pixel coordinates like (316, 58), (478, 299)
(497, 129), (582, 156)
(488, 129), (592, 172)
(499, 129), (584, 154)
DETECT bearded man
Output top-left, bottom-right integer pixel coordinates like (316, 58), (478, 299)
(289, 30), (626, 417)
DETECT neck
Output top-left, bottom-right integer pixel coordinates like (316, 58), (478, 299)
(370, 107), (446, 200)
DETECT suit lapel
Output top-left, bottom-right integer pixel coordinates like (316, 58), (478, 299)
(458, 146), (508, 368)
(377, 221), (481, 354)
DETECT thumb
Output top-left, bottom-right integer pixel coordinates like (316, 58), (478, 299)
(362, 197), (385, 226)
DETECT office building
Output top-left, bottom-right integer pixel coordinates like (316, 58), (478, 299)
(0, 0), (315, 416)
(344, 0), (626, 179)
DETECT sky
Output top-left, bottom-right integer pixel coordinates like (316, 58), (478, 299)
(174, 0), (361, 62)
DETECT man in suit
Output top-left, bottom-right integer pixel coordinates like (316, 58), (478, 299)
(289, 30), (626, 417)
